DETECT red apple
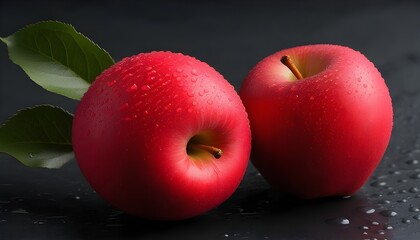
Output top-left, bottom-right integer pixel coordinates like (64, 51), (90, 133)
(239, 44), (393, 199)
(72, 51), (251, 220)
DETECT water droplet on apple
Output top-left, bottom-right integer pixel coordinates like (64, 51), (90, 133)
(380, 210), (397, 217)
(127, 84), (138, 92)
(107, 80), (117, 87)
(191, 69), (198, 76)
(141, 85), (151, 91)
(310, 96), (315, 100)
(120, 103), (129, 110)
(357, 78), (361, 82)
(363, 84), (368, 88)
(143, 110), (149, 116)
(147, 69), (156, 75)
(176, 68), (183, 73)
(191, 77), (198, 83)
(176, 108), (182, 113)
(187, 108), (193, 113)
(145, 66), (153, 71)
(192, 101), (197, 106)
(148, 76), (156, 81)
(207, 100), (213, 105)
(325, 217), (350, 225)
(199, 90), (205, 96)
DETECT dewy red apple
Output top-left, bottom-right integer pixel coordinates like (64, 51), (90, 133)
(240, 44), (393, 199)
(72, 51), (251, 220)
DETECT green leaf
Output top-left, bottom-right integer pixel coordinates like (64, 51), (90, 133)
(0, 105), (74, 168)
(1, 21), (115, 100)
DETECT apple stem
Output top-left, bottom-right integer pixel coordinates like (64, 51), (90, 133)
(189, 144), (223, 159)
(281, 55), (303, 80)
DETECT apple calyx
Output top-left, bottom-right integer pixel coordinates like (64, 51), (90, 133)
(187, 143), (223, 159)
(280, 55), (303, 80)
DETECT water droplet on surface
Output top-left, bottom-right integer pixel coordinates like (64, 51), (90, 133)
(360, 225), (369, 230)
(176, 108), (182, 113)
(409, 207), (419, 212)
(34, 220), (46, 225)
(410, 173), (420, 179)
(145, 66), (153, 71)
(191, 77), (198, 83)
(380, 210), (397, 217)
(325, 217), (350, 225)
(12, 208), (28, 214)
(413, 215), (420, 220)
(207, 100), (213, 105)
(29, 153), (35, 158)
(384, 224), (393, 229)
(389, 170), (401, 175)
(187, 108), (193, 113)
(406, 159), (419, 165)
(176, 68), (183, 73)
(402, 218), (411, 224)
(359, 207), (375, 214)
(378, 199), (391, 204)
(371, 181), (387, 187)
(310, 96), (315, 100)
(371, 221), (380, 226)
(191, 69), (198, 76)
(409, 187), (420, 193)
(143, 110), (149, 116)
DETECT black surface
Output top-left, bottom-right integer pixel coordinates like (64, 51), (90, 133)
(1, 1), (420, 239)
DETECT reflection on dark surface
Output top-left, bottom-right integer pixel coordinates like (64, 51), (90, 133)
(2, 0), (420, 239)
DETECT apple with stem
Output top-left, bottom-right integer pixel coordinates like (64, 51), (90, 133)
(239, 44), (393, 199)
(72, 51), (251, 220)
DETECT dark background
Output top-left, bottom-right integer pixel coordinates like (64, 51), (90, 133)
(1, 0), (420, 239)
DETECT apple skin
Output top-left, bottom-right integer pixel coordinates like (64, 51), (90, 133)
(239, 44), (393, 199)
(72, 51), (251, 220)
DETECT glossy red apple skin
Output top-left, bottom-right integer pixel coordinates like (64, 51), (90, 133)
(240, 44), (393, 199)
(72, 51), (251, 220)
